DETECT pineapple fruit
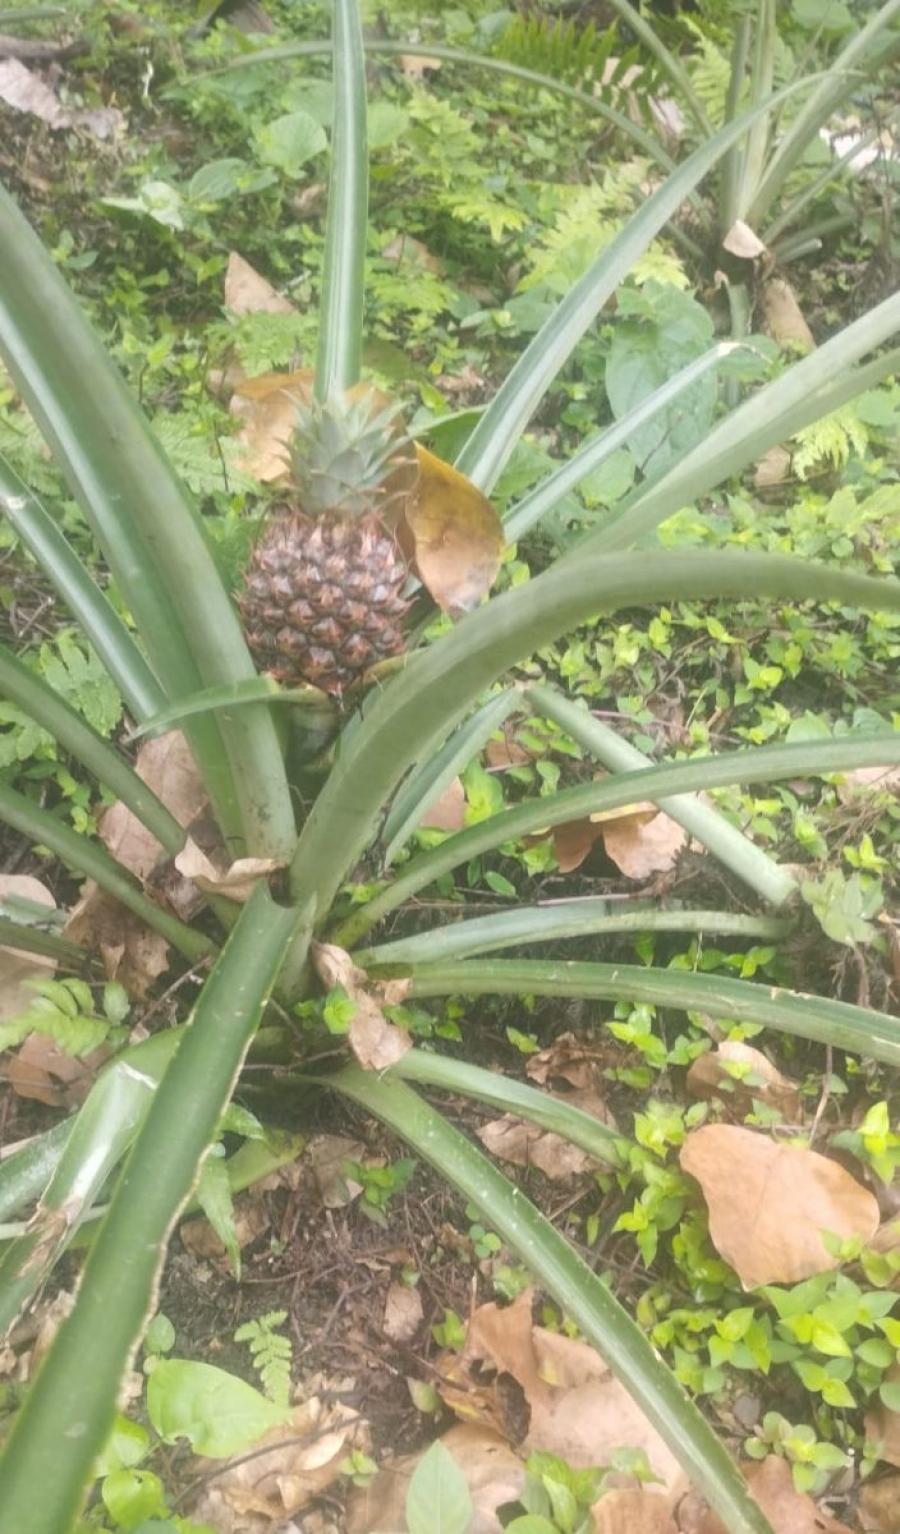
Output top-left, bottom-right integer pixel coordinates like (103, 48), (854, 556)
(237, 389), (416, 696)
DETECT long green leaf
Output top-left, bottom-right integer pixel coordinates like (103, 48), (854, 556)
(401, 959), (900, 1066)
(0, 1031), (181, 1336)
(524, 682), (796, 906)
(734, 0), (776, 220)
(603, 0), (711, 134)
(382, 689), (521, 863)
(0, 184), (295, 858)
(584, 295), (900, 552)
(0, 1119), (73, 1224)
(749, 0), (900, 224)
(329, 1066), (774, 1534)
(0, 643), (184, 854)
(331, 738), (900, 953)
(0, 914), (86, 967)
(315, 0), (367, 399)
(0, 782), (213, 964)
(190, 41), (687, 183)
(503, 344), (741, 542)
(0, 458), (164, 721)
(126, 677), (337, 741)
(0, 886), (304, 1534)
(453, 84), (808, 494)
(356, 904), (789, 967)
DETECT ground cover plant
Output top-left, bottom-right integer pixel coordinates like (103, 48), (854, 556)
(0, 1), (898, 1532)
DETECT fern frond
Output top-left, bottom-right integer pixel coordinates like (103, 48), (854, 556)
(493, 13), (618, 88)
(235, 1311), (293, 1406)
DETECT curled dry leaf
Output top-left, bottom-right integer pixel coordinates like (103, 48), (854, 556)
(593, 1489), (677, 1533)
(174, 839), (283, 903)
(865, 1363), (900, 1469)
(346, 1424), (524, 1534)
(526, 1032), (610, 1092)
(190, 1397), (364, 1534)
(680, 1125), (879, 1288)
(403, 446), (504, 616)
(312, 943), (411, 1071)
(382, 1281), (424, 1344)
(0, 874), (57, 1024)
(231, 369), (314, 482)
(685, 1455), (852, 1534)
(722, 220), (767, 260)
(440, 1289), (681, 1488)
(761, 277), (816, 351)
(224, 251), (296, 316)
(686, 1041), (801, 1120)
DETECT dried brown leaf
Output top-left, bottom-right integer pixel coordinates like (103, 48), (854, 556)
(722, 220), (767, 260)
(686, 1042), (801, 1119)
(680, 1125), (879, 1288)
(526, 1033), (609, 1092)
(190, 1397), (362, 1534)
(180, 1193), (270, 1264)
(399, 53), (442, 79)
(0, 58), (124, 136)
(754, 444), (793, 488)
(306, 1135), (367, 1209)
(859, 1473), (900, 1532)
(835, 764), (900, 802)
(64, 889), (170, 1000)
(382, 1282), (424, 1344)
(174, 839), (282, 902)
(477, 1090), (616, 1181)
(600, 808), (686, 880)
(312, 943), (411, 1071)
(6, 1032), (102, 1108)
(403, 446), (504, 616)
(866, 1364), (900, 1469)
(761, 277), (816, 351)
(686, 1456), (852, 1534)
(477, 1115), (595, 1181)
(231, 369), (314, 482)
(382, 233), (445, 274)
(419, 777), (466, 832)
(101, 731), (207, 880)
(0, 874), (56, 1024)
(593, 1489), (677, 1533)
(224, 251), (295, 315)
(346, 1424), (523, 1534)
(441, 1290), (682, 1487)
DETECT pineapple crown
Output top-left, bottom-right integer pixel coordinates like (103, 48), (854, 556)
(288, 388), (414, 522)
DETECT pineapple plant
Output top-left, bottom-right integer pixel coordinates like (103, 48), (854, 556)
(237, 388), (417, 695)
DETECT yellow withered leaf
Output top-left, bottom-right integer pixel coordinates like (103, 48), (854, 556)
(231, 369), (314, 482)
(404, 445), (505, 615)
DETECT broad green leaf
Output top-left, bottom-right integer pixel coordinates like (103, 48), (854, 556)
(94, 1417), (151, 1477)
(606, 283), (716, 475)
(405, 1440), (473, 1534)
(195, 1152), (241, 1279)
(102, 1469), (167, 1531)
(254, 111), (327, 176)
(187, 158), (247, 202)
(147, 1360), (291, 1458)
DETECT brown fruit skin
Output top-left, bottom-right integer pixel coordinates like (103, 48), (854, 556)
(238, 511), (411, 696)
